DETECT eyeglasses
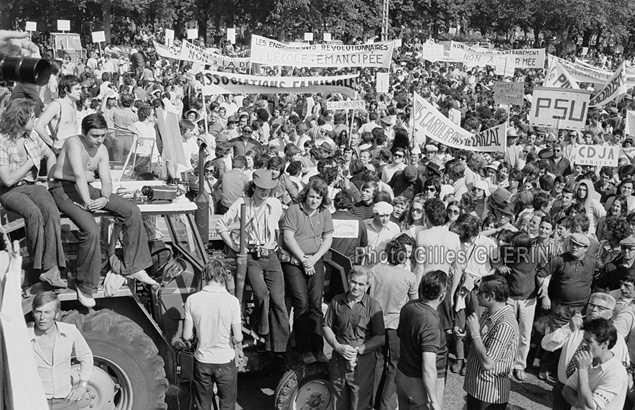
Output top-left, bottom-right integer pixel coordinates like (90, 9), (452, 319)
(588, 303), (611, 312)
(243, 130), (252, 134)
(425, 187), (436, 192)
(448, 209), (460, 215)
(412, 208), (423, 213)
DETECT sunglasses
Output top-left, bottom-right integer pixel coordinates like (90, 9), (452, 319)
(243, 130), (252, 134)
(448, 209), (460, 215)
(554, 149), (561, 152)
(412, 208), (423, 213)
(425, 187), (436, 192)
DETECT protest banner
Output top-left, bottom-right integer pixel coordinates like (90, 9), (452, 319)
(187, 29), (198, 40)
(154, 41), (181, 59)
(413, 93), (505, 152)
(448, 42), (545, 69)
(529, 87), (591, 131)
(179, 40), (251, 69)
(326, 100), (366, 111)
(626, 111), (635, 136)
(545, 55), (579, 89)
(493, 82), (524, 105)
(421, 44), (445, 62)
(589, 62), (627, 107)
(25, 21), (36, 31)
(250, 34), (394, 68)
(574, 145), (619, 167)
(551, 55), (611, 84)
(323, 33), (332, 42)
(200, 71), (359, 97)
(494, 56), (515, 77)
(304, 32), (314, 41)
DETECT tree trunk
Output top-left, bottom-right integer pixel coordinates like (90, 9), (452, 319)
(581, 29), (592, 47)
(533, 26), (541, 48)
(198, 17), (207, 43)
(103, 0), (112, 43)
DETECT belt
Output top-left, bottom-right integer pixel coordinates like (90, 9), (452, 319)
(247, 248), (276, 259)
(14, 180), (35, 187)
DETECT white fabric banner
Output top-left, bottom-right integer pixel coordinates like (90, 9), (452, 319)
(545, 55), (580, 89)
(421, 44), (445, 62)
(590, 62), (627, 108)
(250, 34), (394, 68)
(550, 55), (611, 84)
(180, 40), (251, 69)
(529, 87), (591, 131)
(448, 42), (545, 69)
(154, 41), (180, 59)
(200, 71), (359, 97)
(326, 100), (366, 111)
(413, 93), (506, 152)
(625, 111), (635, 136)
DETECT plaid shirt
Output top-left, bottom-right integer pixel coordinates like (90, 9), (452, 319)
(0, 131), (47, 185)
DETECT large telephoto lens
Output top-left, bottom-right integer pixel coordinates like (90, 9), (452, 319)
(0, 56), (52, 86)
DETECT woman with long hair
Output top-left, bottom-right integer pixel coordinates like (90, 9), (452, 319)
(596, 195), (628, 241)
(391, 195), (410, 227)
(575, 179), (606, 235)
(0, 99), (65, 287)
(402, 196), (426, 237)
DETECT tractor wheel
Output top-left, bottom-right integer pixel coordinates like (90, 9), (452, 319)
(62, 309), (169, 410)
(274, 362), (334, 410)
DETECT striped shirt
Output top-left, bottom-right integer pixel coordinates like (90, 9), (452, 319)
(0, 130), (46, 185)
(463, 304), (519, 404)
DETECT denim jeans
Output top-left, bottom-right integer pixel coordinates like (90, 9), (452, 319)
(247, 253), (290, 352)
(0, 184), (65, 271)
(395, 370), (445, 410)
(193, 359), (237, 410)
(49, 181), (152, 294)
(283, 259), (325, 354)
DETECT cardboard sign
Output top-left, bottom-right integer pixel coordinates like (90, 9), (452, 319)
(529, 87), (591, 131)
(582, 47), (588, 56)
(187, 29), (198, 40)
(165, 29), (175, 46)
(333, 219), (359, 239)
(326, 100), (366, 111)
(394, 39), (402, 48)
(57, 20), (70, 32)
(448, 108), (461, 125)
(304, 32), (314, 41)
(421, 44), (445, 62)
(25, 21), (37, 31)
(226, 28), (236, 44)
(250, 34), (394, 68)
(494, 56), (515, 77)
(376, 72), (389, 93)
(493, 82), (525, 105)
(574, 145), (619, 167)
(91, 31), (105, 43)
(323, 33), (332, 42)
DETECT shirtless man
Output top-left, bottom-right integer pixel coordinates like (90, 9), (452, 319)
(48, 113), (156, 307)
(34, 75), (81, 153)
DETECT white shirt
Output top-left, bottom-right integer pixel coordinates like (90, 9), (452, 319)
(365, 219), (400, 257)
(565, 354), (628, 410)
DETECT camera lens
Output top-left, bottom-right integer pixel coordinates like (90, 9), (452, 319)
(0, 56), (52, 86)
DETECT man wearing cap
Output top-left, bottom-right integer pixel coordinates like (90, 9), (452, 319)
(422, 144), (438, 166)
(542, 293), (629, 410)
(504, 128), (523, 170)
(538, 233), (599, 328)
(389, 165), (422, 200)
(216, 169), (289, 352)
(365, 202), (401, 260)
(230, 125), (262, 158)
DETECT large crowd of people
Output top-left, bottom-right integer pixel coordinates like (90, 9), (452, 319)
(4, 26), (635, 409)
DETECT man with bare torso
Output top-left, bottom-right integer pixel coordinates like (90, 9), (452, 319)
(34, 75), (81, 153)
(48, 113), (156, 307)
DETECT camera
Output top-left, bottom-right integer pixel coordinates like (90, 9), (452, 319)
(0, 55), (52, 86)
